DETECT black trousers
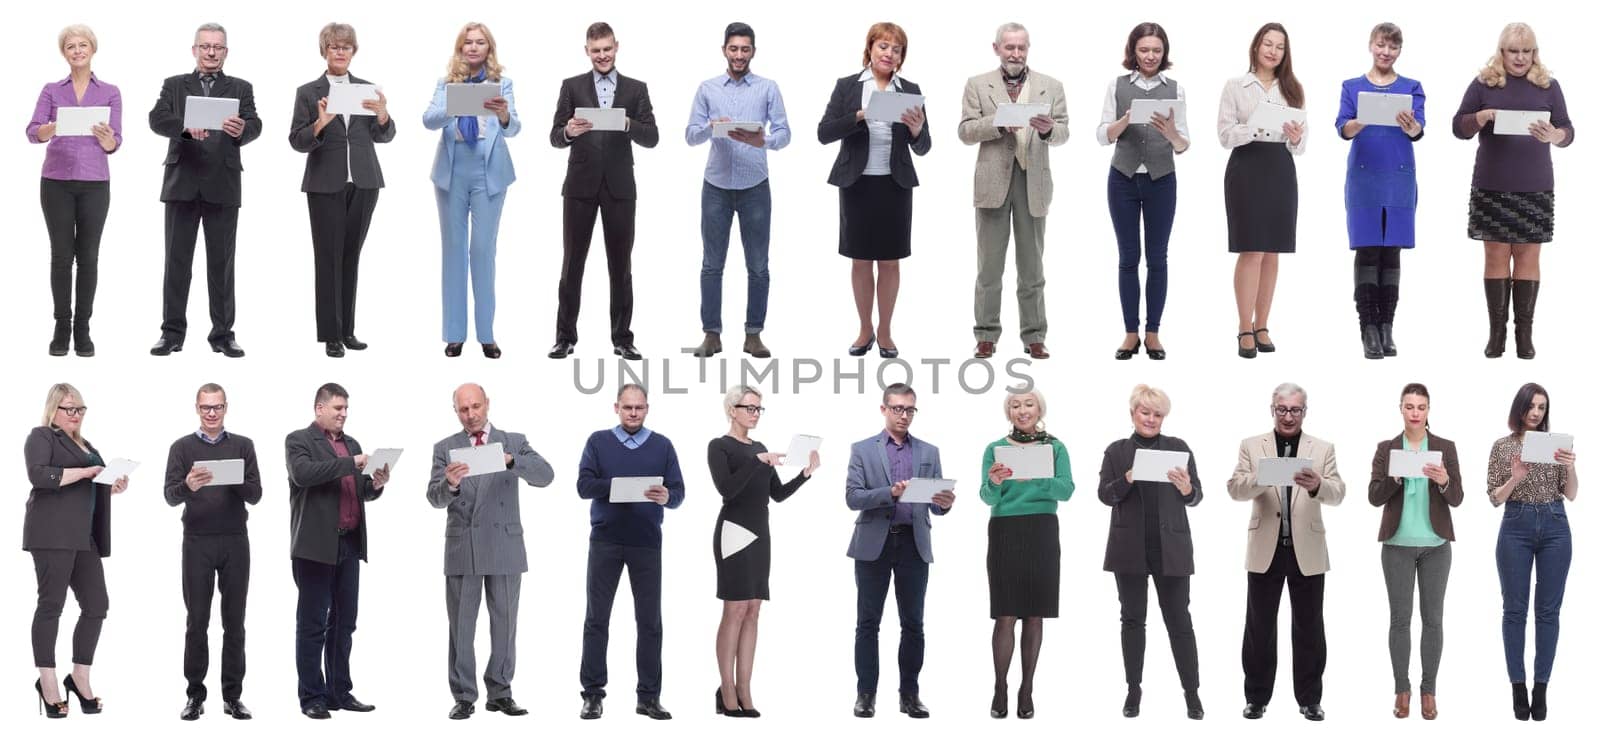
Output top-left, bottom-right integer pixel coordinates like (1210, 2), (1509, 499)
(30, 548), (108, 668)
(182, 534), (250, 701)
(557, 183), (635, 346)
(580, 540), (663, 700)
(291, 533), (361, 710)
(41, 178), (110, 323)
(1115, 571), (1200, 692)
(161, 199), (238, 343)
(308, 185), (380, 341)
(1242, 542), (1326, 706)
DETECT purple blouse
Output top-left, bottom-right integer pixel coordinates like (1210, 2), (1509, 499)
(26, 75), (123, 182)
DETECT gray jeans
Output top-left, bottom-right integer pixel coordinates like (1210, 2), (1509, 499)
(1381, 543), (1451, 693)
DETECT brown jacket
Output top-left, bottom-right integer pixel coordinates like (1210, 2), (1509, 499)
(1368, 433), (1464, 541)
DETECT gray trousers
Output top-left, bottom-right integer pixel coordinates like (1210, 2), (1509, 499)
(974, 165), (1047, 344)
(446, 573), (521, 703)
(1381, 543), (1451, 694)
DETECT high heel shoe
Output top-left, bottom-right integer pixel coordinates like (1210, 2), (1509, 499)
(1144, 337), (1166, 361)
(1420, 692), (1437, 720)
(848, 333), (875, 357)
(1512, 682), (1531, 720)
(1530, 682), (1548, 721)
(64, 675), (101, 714)
(1184, 690), (1204, 720)
(1114, 339), (1140, 361)
(1016, 685), (1034, 719)
(715, 687), (747, 718)
(1237, 331), (1257, 359)
(1393, 691), (1410, 718)
(1253, 327), (1276, 353)
(1122, 685), (1141, 718)
(36, 680), (68, 718)
(990, 685), (1007, 718)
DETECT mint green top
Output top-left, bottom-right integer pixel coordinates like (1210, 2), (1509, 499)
(979, 437), (1075, 517)
(1386, 434), (1446, 548)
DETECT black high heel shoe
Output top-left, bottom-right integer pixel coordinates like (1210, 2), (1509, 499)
(1115, 339), (1140, 360)
(1016, 684), (1034, 719)
(848, 334), (875, 357)
(1252, 327), (1276, 353)
(715, 687), (747, 718)
(1237, 331), (1257, 359)
(64, 675), (101, 714)
(36, 680), (68, 718)
(990, 685), (1007, 718)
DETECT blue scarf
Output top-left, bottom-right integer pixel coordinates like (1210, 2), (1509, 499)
(456, 69), (487, 147)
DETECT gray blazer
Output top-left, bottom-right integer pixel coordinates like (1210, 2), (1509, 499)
(845, 431), (949, 563)
(957, 68), (1069, 217)
(425, 426), (554, 576)
(286, 423), (381, 565)
(23, 426), (111, 556)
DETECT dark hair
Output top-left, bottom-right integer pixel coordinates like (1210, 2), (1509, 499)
(725, 22), (754, 46)
(315, 383), (350, 405)
(617, 383), (648, 401)
(1248, 22), (1303, 108)
(586, 22), (614, 42)
(1122, 22), (1172, 72)
(1400, 382), (1430, 428)
(196, 382), (226, 402)
(1508, 382), (1550, 434)
(882, 383), (916, 404)
(1371, 22), (1403, 47)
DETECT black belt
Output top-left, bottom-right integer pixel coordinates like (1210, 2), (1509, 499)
(888, 524), (913, 535)
(338, 527), (357, 536)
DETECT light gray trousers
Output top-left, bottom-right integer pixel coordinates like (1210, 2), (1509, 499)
(974, 166), (1047, 344)
(446, 573), (522, 702)
(1381, 543), (1451, 694)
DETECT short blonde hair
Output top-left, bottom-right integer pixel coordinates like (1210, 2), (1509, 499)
(1003, 389), (1047, 420)
(319, 22), (358, 55)
(1128, 384), (1171, 416)
(59, 24), (97, 54)
(1479, 22), (1552, 88)
(42, 383), (85, 427)
(723, 385), (762, 421)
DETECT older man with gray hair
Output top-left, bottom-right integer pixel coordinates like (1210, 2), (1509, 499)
(1226, 383), (1345, 722)
(958, 23), (1068, 361)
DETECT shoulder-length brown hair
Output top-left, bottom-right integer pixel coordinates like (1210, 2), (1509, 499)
(860, 22), (907, 70)
(1122, 22), (1172, 72)
(446, 22), (504, 83)
(1248, 22), (1303, 108)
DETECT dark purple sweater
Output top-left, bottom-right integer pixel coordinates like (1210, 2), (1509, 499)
(1453, 76), (1574, 192)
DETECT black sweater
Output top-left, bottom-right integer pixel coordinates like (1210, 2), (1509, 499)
(163, 432), (263, 535)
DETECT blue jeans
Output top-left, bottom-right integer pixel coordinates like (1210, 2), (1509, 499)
(438, 141), (506, 343)
(292, 533), (361, 710)
(1496, 500), (1573, 683)
(700, 180), (771, 334)
(854, 530), (928, 694)
(1107, 168), (1177, 333)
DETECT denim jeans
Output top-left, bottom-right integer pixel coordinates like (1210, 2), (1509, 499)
(1496, 500), (1573, 683)
(700, 180), (772, 334)
(854, 530), (928, 694)
(292, 533), (361, 710)
(1107, 168), (1177, 333)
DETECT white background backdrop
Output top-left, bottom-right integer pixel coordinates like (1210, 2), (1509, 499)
(5, 1), (1593, 739)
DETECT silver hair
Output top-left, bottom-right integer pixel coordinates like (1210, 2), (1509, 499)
(994, 22), (1028, 45)
(1003, 389), (1047, 420)
(194, 22), (227, 46)
(1271, 382), (1307, 406)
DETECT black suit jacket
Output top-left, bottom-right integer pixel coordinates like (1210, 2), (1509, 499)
(818, 74), (931, 189)
(548, 71), (658, 200)
(148, 71), (263, 207)
(285, 423), (382, 565)
(1098, 434), (1204, 576)
(287, 73), (397, 192)
(23, 426), (111, 556)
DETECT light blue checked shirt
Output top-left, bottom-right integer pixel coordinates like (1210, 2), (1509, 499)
(685, 72), (790, 190)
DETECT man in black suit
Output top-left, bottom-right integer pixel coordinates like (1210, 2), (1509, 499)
(289, 23), (396, 358)
(548, 22), (658, 361)
(286, 383), (390, 719)
(148, 23), (262, 358)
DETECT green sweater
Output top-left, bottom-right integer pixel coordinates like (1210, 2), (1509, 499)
(979, 437), (1075, 517)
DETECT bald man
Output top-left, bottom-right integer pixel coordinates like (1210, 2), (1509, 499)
(426, 384), (554, 720)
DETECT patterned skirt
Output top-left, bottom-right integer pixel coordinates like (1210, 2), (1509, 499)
(1468, 188), (1554, 243)
(986, 514), (1060, 618)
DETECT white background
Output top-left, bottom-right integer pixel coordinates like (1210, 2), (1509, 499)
(5, 1), (1593, 739)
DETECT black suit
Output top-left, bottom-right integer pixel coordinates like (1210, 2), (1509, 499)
(289, 74), (396, 342)
(549, 70), (658, 346)
(23, 426), (112, 668)
(148, 70), (262, 344)
(818, 75), (931, 190)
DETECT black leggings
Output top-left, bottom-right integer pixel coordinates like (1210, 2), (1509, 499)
(1354, 247), (1403, 326)
(41, 178), (110, 323)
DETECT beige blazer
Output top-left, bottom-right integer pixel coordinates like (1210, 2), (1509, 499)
(957, 69), (1068, 217)
(1226, 432), (1346, 575)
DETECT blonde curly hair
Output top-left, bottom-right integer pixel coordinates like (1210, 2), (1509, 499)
(446, 22), (504, 83)
(1478, 23), (1551, 89)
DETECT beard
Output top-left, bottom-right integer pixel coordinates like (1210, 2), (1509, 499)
(1001, 61), (1026, 77)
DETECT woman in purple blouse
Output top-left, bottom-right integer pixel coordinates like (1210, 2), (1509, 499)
(1453, 23), (1573, 360)
(25, 25), (122, 358)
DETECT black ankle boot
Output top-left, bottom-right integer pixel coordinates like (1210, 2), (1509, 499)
(1379, 323), (1397, 356)
(1361, 325), (1384, 359)
(1512, 279), (1540, 360)
(1530, 681), (1548, 721)
(1121, 685), (1141, 717)
(50, 319), (71, 356)
(1484, 278), (1511, 357)
(1512, 682), (1530, 720)
(73, 318), (95, 357)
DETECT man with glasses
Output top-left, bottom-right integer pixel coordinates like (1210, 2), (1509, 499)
(1226, 383), (1345, 721)
(163, 383), (262, 720)
(845, 383), (955, 719)
(574, 383), (685, 719)
(148, 22), (262, 358)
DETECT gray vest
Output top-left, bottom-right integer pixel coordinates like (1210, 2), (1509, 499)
(1111, 76), (1179, 179)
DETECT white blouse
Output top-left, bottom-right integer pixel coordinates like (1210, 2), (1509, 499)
(859, 68), (901, 176)
(1217, 73), (1307, 155)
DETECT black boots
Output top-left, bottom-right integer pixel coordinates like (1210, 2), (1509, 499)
(1484, 278), (1512, 357)
(1530, 681), (1548, 721)
(1361, 325), (1384, 359)
(1513, 682), (1531, 720)
(1512, 279), (1540, 359)
(50, 319), (71, 356)
(73, 318), (94, 357)
(1355, 264), (1382, 359)
(1378, 266), (1400, 356)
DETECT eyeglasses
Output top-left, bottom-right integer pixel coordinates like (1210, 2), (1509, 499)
(734, 404), (765, 415)
(194, 44), (228, 53)
(198, 404), (227, 414)
(57, 406), (88, 417)
(1273, 406), (1306, 418)
(886, 405), (919, 417)
(326, 44), (356, 54)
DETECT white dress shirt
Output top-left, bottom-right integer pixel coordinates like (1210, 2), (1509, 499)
(1096, 71), (1191, 173)
(326, 73), (352, 181)
(1217, 73), (1307, 155)
(858, 68), (902, 176)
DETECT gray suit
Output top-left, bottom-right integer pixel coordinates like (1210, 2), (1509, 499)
(426, 426), (554, 703)
(845, 432), (947, 562)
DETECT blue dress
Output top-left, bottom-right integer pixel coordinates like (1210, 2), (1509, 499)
(1335, 75), (1425, 249)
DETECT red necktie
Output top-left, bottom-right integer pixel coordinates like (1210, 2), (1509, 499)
(474, 431), (486, 447)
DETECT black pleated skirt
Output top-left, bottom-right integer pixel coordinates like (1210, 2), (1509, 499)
(1468, 188), (1554, 243)
(1224, 141), (1298, 253)
(987, 513), (1060, 618)
(838, 175), (913, 260)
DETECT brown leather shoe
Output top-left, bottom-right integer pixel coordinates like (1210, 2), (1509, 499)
(1420, 693), (1437, 720)
(1025, 342), (1050, 360)
(692, 333), (721, 358)
(974, 341), (995, 359)
(743, 333), (771, 358)
(1393, 691), (1410, 718)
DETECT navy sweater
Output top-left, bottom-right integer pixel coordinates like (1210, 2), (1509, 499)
(577, 429), (686, 547)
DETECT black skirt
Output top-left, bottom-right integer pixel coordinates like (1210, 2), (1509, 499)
(1468, 188), (1554, 243)
(838, 175), (912, 260)
(1224, 141), (1298, 253)
(987, 513), (1061, 618)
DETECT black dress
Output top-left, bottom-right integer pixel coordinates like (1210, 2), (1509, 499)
(708, 435), (810, 601)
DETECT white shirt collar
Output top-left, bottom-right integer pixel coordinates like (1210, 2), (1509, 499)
(326, 73), (351, 85)
(858, 67), (902, 89)
(1240, 74), (1276, 91)
(1129, 70), (1169, 86)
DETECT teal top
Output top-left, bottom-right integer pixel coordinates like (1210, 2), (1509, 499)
(979, 437), (1074, 517)
(1386, 434), (1445, 548)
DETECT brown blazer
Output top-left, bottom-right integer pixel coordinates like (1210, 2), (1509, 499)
(1368, 433), (1464, 541)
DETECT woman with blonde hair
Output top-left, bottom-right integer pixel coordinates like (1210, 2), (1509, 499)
(1453, 23), (1573, 360)
(424, 22), (520, 358)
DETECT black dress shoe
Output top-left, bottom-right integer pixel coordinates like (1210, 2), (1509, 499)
(1253, 328), (1276, 353)
(222, 699), (252, 719)
(1185, 690), (1205, 720)
(989, 686), (1007, 718)
(303, 702), (331, 719)
(848, 334), (875, 356)
(1145, 344), (1166, 361)
(449, 701), (474, 720)
(1236, 331), (1257, 359)
(1122, 685), (1142, 717)
(548, 341), (576, 359)
(636, 698), (672, 720)
(879, 345), (899, 359)
(580, 693), (603, 719)
(613, 343), (643, 360)
(335, 696), (375, 712)
(482, 343), (502, 359)
(151, 336), (183, 355)
(1299, 704), (1325, 721)
(181, 697), (203, 721)
(50, 320), (71, 356)
(341, 336), (368, 351)
(485, 697), (528, 716)
(855, 692), (876, 718)
(1017, 684), (1034, 719)
(210, 338), (246, 358)
(1115, 339), (1140, 360)
(444, 342), (463, 357)
(1243, 702), (1267, 719)
(325, 341), (345, 358)
(899, 692), (929, 718)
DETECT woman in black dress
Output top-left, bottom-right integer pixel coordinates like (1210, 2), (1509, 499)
(709, 385), (818, 717)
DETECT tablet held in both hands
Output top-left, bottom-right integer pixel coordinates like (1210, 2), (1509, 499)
(993, 445), (1054, 480)
(183, 96), (239, 130)
(1257, 457), (1314, 488)
(1131, 449), (1189, 483)
(609, 476), (664, 503)
(901, 478), (955, 504)
(1521, 432), (1575, 465)
(712, 121), (763, 139)
(93, 458), (139, 485)
(1493, 109), (1551, 136)
(575, 107), (628, 132)
(448, 441), (503, 478)
(445, 83), (499, 116)
(994, 102), (1048, 128)
(1388, 449), (1444, 478)
(783, 435), (822, 465)
(55, 106), (112, 136)
(864, 91), (924, 123)
(1356, 92), (1412, 126)
(1128, 98), (1185, 125)
(327, 83), (379, 116)
(1245, 101), (1306, 133)
(363, 448), (402, 476)
(193, 458), (245, 487)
